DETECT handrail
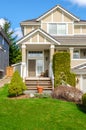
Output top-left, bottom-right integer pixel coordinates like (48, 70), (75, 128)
(49, 62), (54, 90)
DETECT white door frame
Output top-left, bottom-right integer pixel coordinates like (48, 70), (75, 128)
(27, 51), (44, 77)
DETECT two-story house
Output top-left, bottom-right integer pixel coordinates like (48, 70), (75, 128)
(17, 5), (86, 93)
(0, 26), (10, 78)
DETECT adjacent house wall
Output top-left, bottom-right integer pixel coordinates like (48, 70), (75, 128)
(0, 34), (9, 78)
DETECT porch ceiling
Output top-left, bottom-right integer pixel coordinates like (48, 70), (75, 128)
(26, 44), (50, 50)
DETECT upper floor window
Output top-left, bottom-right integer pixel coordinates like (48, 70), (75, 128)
(48, 23), (66, 35)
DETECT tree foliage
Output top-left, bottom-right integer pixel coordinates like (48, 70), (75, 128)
(3, 19), (21, 65)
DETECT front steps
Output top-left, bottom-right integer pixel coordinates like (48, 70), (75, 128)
(25, 77), (52, 93)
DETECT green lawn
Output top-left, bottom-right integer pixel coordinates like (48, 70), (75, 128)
(0, 85), (86, 130)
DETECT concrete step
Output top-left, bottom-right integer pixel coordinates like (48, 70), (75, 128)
(25, 77), (52, 91)
(27, 87), (52, 90)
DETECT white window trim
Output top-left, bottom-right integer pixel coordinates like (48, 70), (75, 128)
(73, 49), (80, 59)
(27, 51), (44, 77)
(48, 23), (67, 35)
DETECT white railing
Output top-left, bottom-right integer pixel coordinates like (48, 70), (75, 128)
(49, 62), (54, 90)
(12, 62), (22, 76)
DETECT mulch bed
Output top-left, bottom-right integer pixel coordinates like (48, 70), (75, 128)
(9, 94), (30, 99)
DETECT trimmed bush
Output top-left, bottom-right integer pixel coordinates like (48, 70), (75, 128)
(82, 93), (86, 107)
(53, 52), (76, 87)
(8, 71), (26, 96)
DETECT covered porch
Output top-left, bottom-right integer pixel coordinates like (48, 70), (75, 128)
(17, 28), (60, 80)
(21, 43), (55, 79)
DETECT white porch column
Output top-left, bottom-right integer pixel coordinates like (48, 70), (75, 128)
(69, 47), (74, 60)
(21, 44), (26, 80)
(49, 45), (55, 77)
(69, 47), (74, 68)
(50, 45), (55, 62)
(49, 45), (55, 88)
(80, 75), (83, 91)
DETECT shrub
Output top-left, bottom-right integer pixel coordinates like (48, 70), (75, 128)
(82, 93), (86, 107)
(53, 52), (76, 87)
(52, 86), (83, 103)
(8, 71), (26, 96)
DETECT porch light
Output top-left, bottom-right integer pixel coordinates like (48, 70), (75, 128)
(46, 57), (48, 61)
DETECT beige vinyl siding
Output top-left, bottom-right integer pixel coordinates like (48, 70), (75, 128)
(82, 26), (86, 34)
(41, 23), (47, 32)
(64, 13), (73, 22)
(53, 9), (62, 22)
(68, 23), (73, 34)
(74, 26), (80, 34)
(39, 34), (44, 42)
(29, 32), (50, 43)
(42, 14), (51, 22)
(24, 25), (39, 35)
(32, 34), (37, 42)
(41, 8), (74, 35)
(26, 26), (32, 34)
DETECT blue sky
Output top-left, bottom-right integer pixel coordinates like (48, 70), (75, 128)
(0, 0), (86, 38)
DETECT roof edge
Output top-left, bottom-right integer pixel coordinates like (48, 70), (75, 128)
(17, 28), (61, 45)
(37, 5), (80, 21)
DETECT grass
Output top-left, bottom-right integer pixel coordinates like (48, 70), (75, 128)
(0, 85), (86, 130)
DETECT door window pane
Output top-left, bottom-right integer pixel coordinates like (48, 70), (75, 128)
(36, 60), (43, 76)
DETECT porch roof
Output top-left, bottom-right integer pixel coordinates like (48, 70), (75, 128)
(72, 62), (86, 74)
(17, 28), (61, 46)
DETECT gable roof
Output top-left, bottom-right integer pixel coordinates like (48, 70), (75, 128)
(20, 19), (40, 26)
(37, 5), (80, 21)
(20, 5), (80, 25)
(17, 28), (60, 45)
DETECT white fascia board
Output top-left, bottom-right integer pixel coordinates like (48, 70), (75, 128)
(17, 28), (61, 45)
(58, 6), (80, 21)
(37, 5), (58, 21)
(17, 29), (38, 45)
(72, 61), (86, 69)
(38, 29), (60, 45)
(21, 23), (40, 26)
(37, 5), (80, 22)
(74, 23), (86, 25)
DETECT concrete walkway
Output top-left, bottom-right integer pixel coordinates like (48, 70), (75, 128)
(0, 77), (11, 88)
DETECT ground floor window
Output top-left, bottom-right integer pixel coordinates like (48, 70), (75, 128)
(73, 50), (80, 59)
